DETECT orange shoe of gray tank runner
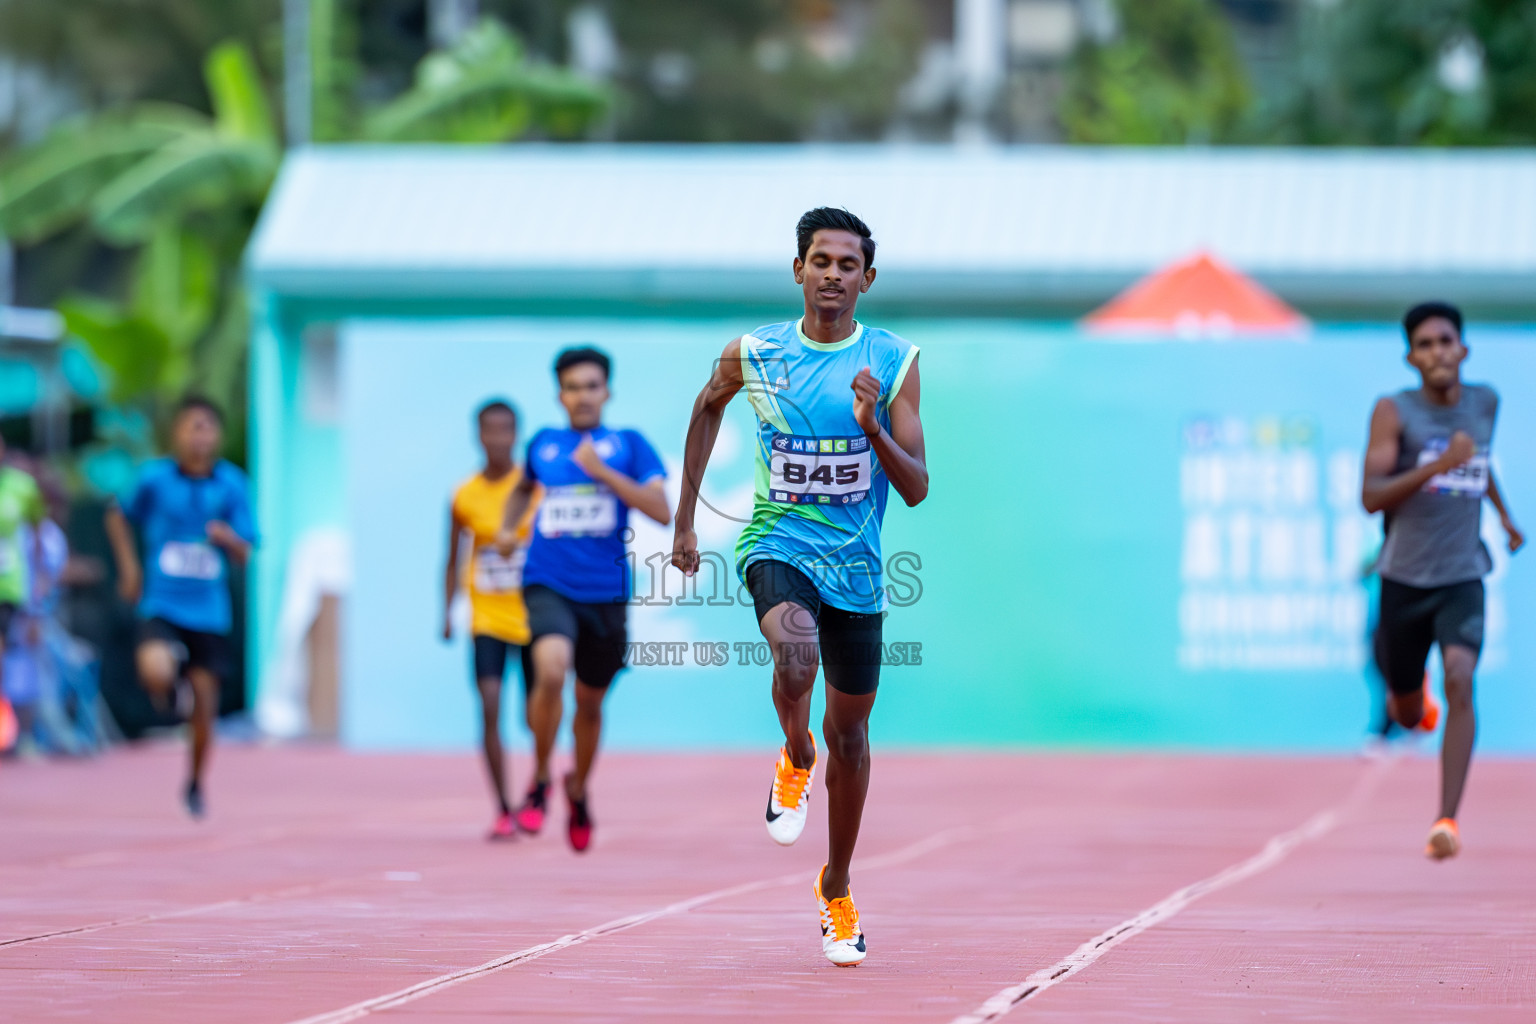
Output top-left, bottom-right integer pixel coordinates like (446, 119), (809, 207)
(1417, 685), (1441, 733)
(1426, 818), (1460, 860)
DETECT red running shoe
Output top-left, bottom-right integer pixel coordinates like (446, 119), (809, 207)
(488, 812), (515, 841)
(516, 780), (549, 834)
(565, 773), (592, 853)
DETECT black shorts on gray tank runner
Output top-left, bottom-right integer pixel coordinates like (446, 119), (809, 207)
(744, 559), (883, 697)
(1377, 578), (1484, 696)
(522, 584), (627, 689)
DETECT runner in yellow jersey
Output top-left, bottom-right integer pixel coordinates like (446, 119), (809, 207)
(443, 400), (539, 840)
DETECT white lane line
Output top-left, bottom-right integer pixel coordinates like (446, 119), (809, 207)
(0, 880), (341, 950)
(949, 758), (1395, 1023)
(286, 824), (986, 1024)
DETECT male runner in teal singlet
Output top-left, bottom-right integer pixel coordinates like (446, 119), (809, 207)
(1362, 301), (1522, 860)
(673, 208), (928, 966)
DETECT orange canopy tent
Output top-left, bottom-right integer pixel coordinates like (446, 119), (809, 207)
(1082, 251), (1308, 340)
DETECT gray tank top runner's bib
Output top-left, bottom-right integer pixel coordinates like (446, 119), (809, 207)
(1376, 383), (1499, 588)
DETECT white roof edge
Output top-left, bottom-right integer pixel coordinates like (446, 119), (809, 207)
(248, 144), (1536, 306)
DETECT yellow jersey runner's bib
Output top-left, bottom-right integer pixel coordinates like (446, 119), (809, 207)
(473, 546), (526, 594)
(452, 469), (537, 644)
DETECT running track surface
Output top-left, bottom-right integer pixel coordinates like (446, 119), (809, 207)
(5, 744), (1535, 1023)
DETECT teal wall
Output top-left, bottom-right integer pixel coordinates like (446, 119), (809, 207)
(322, 317), (1535, 753)
(249, 295), (345, 704)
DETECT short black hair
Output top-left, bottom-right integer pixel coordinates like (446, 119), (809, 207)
(476, 399), (518, 425)
(554, 346), (611, 382)
(1403, 301), (1463, 344)
(796, 207), (875, 271)
(175, 394), (223, 426)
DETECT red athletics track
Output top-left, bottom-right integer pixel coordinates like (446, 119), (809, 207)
(4, 744), (1534, 1022)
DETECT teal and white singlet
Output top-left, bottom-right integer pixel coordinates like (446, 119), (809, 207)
(734, 318), (920, 613)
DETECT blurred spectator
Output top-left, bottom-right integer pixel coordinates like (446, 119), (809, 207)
(1, 451), (107, 757)
(0, 435), (47, 755)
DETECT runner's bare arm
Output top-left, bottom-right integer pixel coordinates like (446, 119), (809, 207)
(103, 504), (142, 605)
(1361, 397), (1473, 513)
(672, 338), (745, 575)
(1486, 470), (1525, 553)
(206, 521), (252, 566)
(494, 474), (537, 555)
(443, 507), (463, 639)
(853, 357), (927, 507)
(572, 441), (671, 526)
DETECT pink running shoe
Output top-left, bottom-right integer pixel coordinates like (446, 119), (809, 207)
(516, 780), (549, 834)
(565, 773), (592, 853)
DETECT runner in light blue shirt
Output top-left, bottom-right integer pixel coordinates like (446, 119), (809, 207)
(106, 397), (255, 818)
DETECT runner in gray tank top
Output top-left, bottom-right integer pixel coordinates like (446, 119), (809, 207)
(1361, 302), (1524, 861)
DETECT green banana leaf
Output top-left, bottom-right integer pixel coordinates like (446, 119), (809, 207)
(193, 286), (249, 421)
(89, 133), (277, 244)
(364, 17), (606, 142)
(365, 62), (607, 141)
(205, 40), (277, 145)
(0, 105), (208, 243)
(58, 295), (185, 406)
(129, 226), (217, 349)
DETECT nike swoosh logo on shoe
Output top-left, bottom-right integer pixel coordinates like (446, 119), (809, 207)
(766, 792), (783, 823)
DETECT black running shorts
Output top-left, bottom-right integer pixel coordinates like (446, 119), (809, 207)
(1377, 578), (1484, 696)
(139, 616), (233, 680)
(472, 635), (534, 695)
(744, 559), (884, 697)
(522, 584), (628, 689)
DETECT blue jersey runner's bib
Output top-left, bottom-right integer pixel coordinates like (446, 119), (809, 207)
(120, 458), (257, 635)
(735, 319), (919, 613)
(521, 426), (667, 605)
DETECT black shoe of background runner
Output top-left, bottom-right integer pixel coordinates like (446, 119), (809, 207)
(184, 781), (205, 819)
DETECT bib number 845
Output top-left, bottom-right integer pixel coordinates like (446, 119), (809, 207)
(782, 462), (860, 486)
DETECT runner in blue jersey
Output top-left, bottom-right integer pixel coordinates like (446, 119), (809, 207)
(496, 347), (670, 851)
(673, 208), (929, 966)
(105, 397), (256, 817)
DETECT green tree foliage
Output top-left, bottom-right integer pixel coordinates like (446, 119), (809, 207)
(0, 0), (278, 130)
(1, 43), (278, 449)
(600, 0), (924, 142)
(0, 9), (609, 462)
(1264, 0), (1536, 145)
(1059, 0), (1251, 144)
(365, 18), (607, 141)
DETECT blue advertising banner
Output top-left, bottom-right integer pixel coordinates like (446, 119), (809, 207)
(339, 319), (1534, 753)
